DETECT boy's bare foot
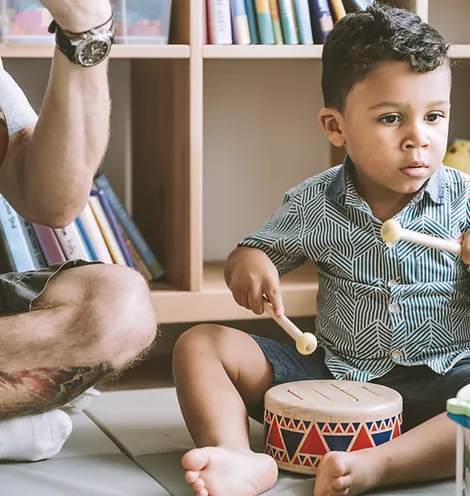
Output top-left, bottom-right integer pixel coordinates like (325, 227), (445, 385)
(182, 446), (279, 496)
(314, 449), (380, 496)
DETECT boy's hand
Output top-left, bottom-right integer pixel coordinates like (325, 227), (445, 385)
(225, 247), (284, 317)
(39, 0), (112, 33)
(461, 231), (470, 265)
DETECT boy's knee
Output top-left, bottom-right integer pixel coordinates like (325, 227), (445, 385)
(79, 264), (158, 366)
(173, 323), (237, 361)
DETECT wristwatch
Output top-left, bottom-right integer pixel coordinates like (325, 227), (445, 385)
(48, 15), (115, 68)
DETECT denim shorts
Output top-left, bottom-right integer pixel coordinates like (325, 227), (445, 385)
(248, 335), (470, 433)
(0, 259), (97, 315)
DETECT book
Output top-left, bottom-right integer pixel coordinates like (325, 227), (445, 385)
(278, 0), (299, 44)
(231, 0), (251, 44)
(54, 221), (92, 262)
(255, 0), (275, 44)
(244, 0), (260, 43)
(309, 0), (334, 43)
(207, 0), (233, 44)
(32, 224), (66, 265)
(0, 195), (36, 272)
(328, 0), (346, 21)
(94, 173), (164, 280)
(293, 0), (313, 43)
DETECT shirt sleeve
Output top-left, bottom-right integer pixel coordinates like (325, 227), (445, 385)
(238, 188), (307, 277)
(0, 58), (37, 136)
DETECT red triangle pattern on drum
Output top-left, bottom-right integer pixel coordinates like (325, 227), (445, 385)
(391, 418), (401, 439)
(298, 423), (328, 456)
(350, 425), (373, 451)
(267, 416), (285, 450)
(347, 424), (355, 434)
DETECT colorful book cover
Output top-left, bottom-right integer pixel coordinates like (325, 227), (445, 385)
(255, 0), (275, 43)
(309, 0), (334, 43)
(278, 0), (298, 44)
(268, 0), (284, 44)
(231, 0), (251, 44)
(293, 0), (313, 43)
(94, 173), (164, 280)
(32, 224), (66, 265)
(244, 0), (260, 43)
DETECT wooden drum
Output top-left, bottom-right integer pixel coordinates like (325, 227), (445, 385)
(264, 380), (403, 475)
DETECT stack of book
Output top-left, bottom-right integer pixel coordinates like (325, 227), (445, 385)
(205, 0), (373, 45)
(0, 173), (164, 282)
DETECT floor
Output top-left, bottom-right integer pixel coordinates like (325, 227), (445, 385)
(0, 353), (457, 495)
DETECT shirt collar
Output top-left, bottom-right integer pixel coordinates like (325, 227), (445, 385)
(326, 155), (446, 205)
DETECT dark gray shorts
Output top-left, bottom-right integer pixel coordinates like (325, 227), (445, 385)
(0, 259), (97, 315)
(249, 335), (470, 433)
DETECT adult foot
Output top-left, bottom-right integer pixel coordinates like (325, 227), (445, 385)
(314, 450), (380, 496)
(182, 446), (278, 496)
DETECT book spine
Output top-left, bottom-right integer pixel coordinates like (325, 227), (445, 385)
(32, 224), (66, 265)
(231, 0), (251, 44)
(0, 195), (36, 272)
(21, 219), (46, 269)
(278, 0), (298, 44)
(78, 202), (114, 264)
(208, 0), (233, 44)
(293, 0), (313, 43)
(95, 190), (135, 268)
(88, 195), (127, 266)
(244, 0), (259, 43)
(310, 0), (334, 43)
(255, 0), (275, 43)
(75, 216), (99, 261)
(94, 174), (164, 279)
(268, 0), (284, 44)
(328, 0), (346, 21)
(54, 221), (93, 262)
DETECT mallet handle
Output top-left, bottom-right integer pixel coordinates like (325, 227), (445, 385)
(399, 228), (461, 255)
(262, 298), (303, 341)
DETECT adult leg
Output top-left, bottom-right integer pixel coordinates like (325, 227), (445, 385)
(314, 361), (467, 496)
(0, 262), (157, 419)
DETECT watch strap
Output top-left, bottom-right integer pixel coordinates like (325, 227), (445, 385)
(48, 14), (115, 64)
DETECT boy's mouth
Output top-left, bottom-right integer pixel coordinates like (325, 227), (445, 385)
(400, 161), (429, 177)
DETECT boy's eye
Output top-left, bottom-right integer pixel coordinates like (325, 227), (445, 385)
(426, 112), (443, 123)
(379, 115), (400, 124)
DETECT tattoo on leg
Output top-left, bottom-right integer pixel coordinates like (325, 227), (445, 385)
(0, 364), (112, 419)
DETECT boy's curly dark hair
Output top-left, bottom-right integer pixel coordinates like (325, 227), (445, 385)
(322, 2), (451, 112)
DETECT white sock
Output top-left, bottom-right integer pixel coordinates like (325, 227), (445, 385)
(0, 409), (72, 462)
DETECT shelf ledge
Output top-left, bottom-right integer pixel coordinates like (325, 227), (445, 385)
(0, 44), (190, 59)
(151, 262), (318, 324)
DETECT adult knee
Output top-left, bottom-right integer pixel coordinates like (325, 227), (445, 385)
(78, 264), (157, 368)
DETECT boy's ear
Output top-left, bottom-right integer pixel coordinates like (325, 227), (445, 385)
(318, 108), (346, 148)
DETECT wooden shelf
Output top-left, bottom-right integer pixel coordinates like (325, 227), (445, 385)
(203, 44), (470, 60)
(449, 45), (470, 58)
(0, 44), (190, 59)
(151, 261), (318, 324)
(203, 44), (324, 59)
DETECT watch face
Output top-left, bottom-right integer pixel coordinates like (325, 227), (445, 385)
(77, 35), (112, 67)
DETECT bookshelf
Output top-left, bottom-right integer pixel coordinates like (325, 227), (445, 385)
(2, 0), (470, 324)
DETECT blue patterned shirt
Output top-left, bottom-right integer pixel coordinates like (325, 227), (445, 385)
(239, 158), (470, 381)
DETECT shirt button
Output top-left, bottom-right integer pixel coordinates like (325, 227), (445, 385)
(388, 280), (398, 288)
(391, 350), (402, 360)
(388, 302), (399, 314)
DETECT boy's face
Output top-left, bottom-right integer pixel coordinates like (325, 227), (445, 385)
(322, 61), (451, 207)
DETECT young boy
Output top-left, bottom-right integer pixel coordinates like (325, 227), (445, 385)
(173, 3), (470, 496)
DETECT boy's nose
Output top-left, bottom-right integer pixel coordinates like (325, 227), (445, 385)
(402, 122), (431, 150)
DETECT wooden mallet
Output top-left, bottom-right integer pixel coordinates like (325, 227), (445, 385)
(262, 297), (317, 355)
(380, 219), (462, 254)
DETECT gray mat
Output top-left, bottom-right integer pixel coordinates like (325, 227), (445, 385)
(0, 454), (170, 496)
(135, 452), (455, 496)
(86, 388), (265, 456)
